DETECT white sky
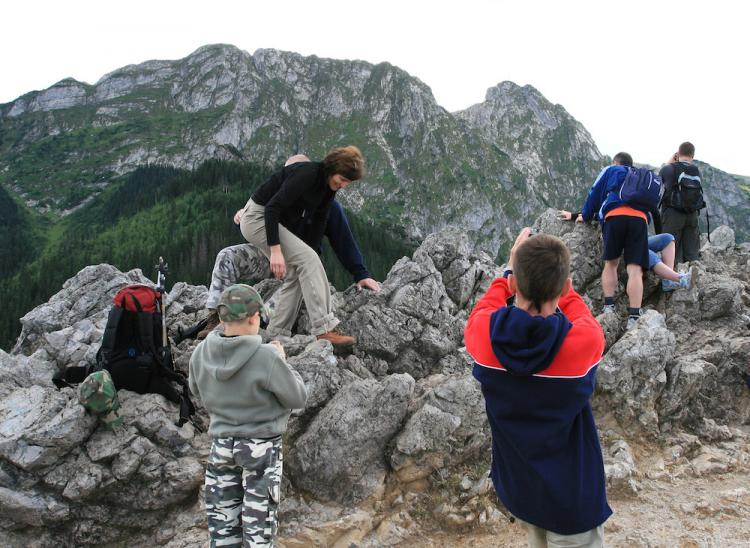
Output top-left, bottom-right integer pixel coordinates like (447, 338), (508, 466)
(2, 0), (748, 175)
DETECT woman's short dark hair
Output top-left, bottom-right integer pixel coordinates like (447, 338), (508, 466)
(514, 234), (571, 312)
(322, 146), (365, 181)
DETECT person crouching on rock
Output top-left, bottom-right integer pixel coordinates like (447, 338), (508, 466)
(240, 146), (365, 347)
(189, 284), (307, 546)
(465, 228), (611, 547)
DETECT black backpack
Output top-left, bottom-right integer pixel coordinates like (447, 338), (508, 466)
(54, 284), (195, 426)
(666, 162), (706, 213)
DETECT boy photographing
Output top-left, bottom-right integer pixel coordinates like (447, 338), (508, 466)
(465, 229), (611, 547)
(189, 284), (307, 546)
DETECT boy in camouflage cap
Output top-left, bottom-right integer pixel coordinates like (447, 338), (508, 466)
(189, 284), (307, 546)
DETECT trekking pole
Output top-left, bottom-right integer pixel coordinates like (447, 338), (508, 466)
(156, 257), (169, 347)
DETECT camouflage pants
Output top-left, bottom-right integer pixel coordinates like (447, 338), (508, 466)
(206, 244), (271, 309)
(205, 436), (283, 547)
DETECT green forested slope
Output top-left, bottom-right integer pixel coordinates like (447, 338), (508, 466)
(0, 160), (415, 350)
(0, 184), (42, 279)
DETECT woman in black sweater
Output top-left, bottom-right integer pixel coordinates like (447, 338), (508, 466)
(240, 146), (365, 346)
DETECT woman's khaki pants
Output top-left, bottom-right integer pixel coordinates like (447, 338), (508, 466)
(240, 200), (339, 337)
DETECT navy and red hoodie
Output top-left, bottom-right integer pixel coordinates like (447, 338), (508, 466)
(465, 277), (611, 535)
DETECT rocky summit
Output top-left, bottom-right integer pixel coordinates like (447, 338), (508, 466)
(2, 44), (748, 251)
(0, 212), (748, 546)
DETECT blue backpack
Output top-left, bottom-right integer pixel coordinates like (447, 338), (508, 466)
(618, 167), (662, 211)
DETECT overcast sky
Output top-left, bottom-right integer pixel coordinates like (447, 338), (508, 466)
(2, 0), (748, 175)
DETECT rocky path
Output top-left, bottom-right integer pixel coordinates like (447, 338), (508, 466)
(404, 469), (750, 547)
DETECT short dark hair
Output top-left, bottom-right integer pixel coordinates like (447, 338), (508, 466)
(613, 152), (633, 167)
(513, 234), (571, 312)
(323, 146), (365, 181)
(678, 142), (695, 158)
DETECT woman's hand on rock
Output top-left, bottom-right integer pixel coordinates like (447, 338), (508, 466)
(357, 278), (381, 292)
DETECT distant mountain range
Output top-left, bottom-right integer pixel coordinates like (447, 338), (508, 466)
(3, 44), (747, 254)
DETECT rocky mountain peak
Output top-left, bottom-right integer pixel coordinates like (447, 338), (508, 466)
(1, 43), (748, 251)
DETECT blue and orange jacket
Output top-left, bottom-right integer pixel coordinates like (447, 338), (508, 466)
(581, 164), (630, 223)
(465, 277), (612, 535)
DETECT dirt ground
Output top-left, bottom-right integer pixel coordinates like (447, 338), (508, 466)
(405, 469), (750, 547)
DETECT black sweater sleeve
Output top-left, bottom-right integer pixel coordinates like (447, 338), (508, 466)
(263, 167), (318, 247)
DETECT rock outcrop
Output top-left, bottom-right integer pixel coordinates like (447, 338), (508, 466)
(1, 211), (748, 546)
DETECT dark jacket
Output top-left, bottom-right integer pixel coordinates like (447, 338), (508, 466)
(252, 162), (335, 251)
(659, 161), (702, 213)
(581, 165), (661, 232)
(326, 200), (371, 282)
(465, 278), (611, 535)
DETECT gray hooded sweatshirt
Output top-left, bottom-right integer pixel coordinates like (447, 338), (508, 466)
(188, 332), (307, 438)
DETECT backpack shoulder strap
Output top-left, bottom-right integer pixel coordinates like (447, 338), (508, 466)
(100, 306), (124, 352)
(137, 311), (158, 355)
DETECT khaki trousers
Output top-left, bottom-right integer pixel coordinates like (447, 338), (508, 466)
(240, 200), (339, 337)
(520, 519), (604, 548)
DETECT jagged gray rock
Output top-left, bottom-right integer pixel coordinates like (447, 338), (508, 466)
(1, 212), (748, 545)
(707, 225), (736, 250)
(287, 374), (415, 505)
(595, 310), (676, 436)
(390, 373), (489, 483)
(13, 264), (152, 357)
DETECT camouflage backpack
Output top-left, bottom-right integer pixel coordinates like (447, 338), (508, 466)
(78, 370), (123, 428)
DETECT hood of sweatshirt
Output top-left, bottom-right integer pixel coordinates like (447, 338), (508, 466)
(489, 306), (572, 376)
(197, 333), (263, 381)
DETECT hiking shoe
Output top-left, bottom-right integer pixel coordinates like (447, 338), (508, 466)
(661, 278), (681, 292)
(662, 266), (698, 292)
(317, 330), (356, 347)
(197, 309), (220, 339)
(602, 304), (616, 314)
(626, 315), (640, 331)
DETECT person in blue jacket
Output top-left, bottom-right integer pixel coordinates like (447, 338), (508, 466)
(577, 152), (660, 329)
(465, 228), (610, 547)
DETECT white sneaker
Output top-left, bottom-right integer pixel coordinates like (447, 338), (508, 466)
(626, 315), (640, 330)
(602, 304), (616, 314)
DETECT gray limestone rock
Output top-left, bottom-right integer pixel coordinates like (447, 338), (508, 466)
(13, 264), (152, 356)
(390, 373), (489, 482)
(0, 486), (70, 526)
(658, 358), (711, 425)
(604, 440), (638, 495)
(0, 211), (747, 545)
(707, 225), (735, 250)
(595, 310), (675, 436)
(286, 339), (359, 429)
(288, 374), (415, 504)
(0, 385), (97, 471)
(341, 245), (466, 379)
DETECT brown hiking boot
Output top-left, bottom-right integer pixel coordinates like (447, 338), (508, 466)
(197, 309), (220, 339)
(317, 330), (356, 347)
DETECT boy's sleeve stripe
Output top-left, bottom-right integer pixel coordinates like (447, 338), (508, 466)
(472, 358), (600, 379)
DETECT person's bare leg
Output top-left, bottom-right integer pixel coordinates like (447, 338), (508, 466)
(626, 264), (643, 309)
(601, 259), (620, 299)
(661, 241), (676, 271)
(653, 261), (680, 282)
